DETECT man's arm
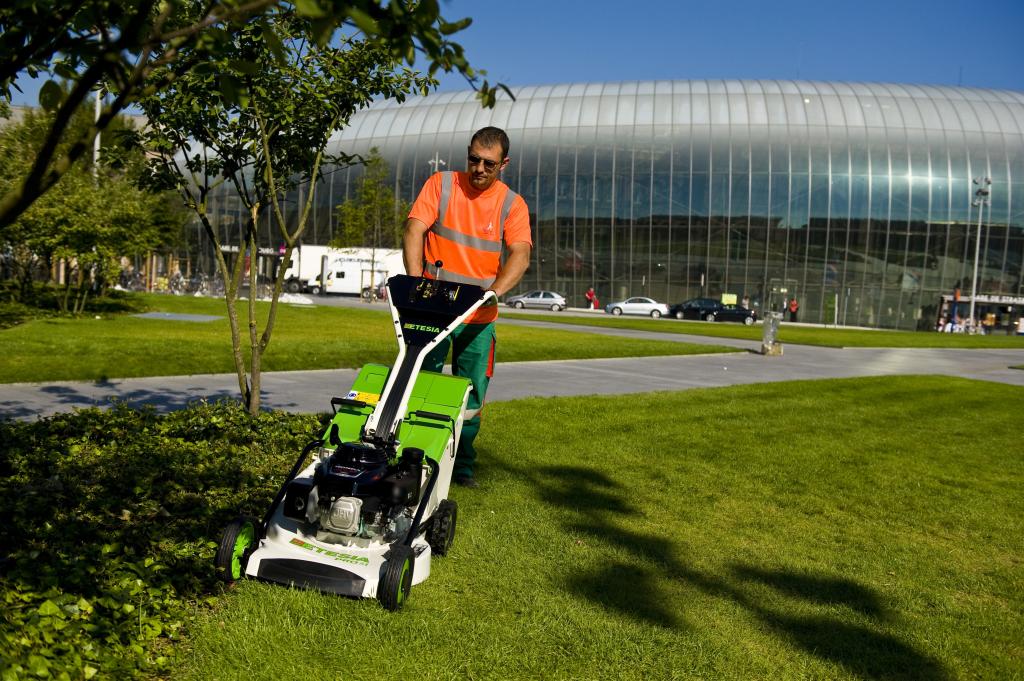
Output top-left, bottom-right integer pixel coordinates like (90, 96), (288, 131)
(402, 217), (430, 276)
(489, 241), (531, 297)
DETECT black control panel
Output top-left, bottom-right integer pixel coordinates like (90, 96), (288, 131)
(386, 274), (486, 348)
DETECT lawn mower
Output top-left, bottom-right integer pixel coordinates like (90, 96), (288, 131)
(215, 271), (493, 611)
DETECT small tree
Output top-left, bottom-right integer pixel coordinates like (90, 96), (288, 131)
(0, 103), (183, 311)
(331, 148), (409, 297)
(140, 9), (435, 414)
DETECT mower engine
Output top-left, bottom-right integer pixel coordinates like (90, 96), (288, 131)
(281, 442), (424, 545)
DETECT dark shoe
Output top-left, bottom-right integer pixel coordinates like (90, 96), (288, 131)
(454, 475), (479, 488)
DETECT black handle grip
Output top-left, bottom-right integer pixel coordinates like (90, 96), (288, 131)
(410, 410), (454, 424)
(331, 396), (367, 413)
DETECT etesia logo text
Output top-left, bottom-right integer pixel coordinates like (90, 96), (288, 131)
(289, 538), (370, 565)
(404, 322), (441, 333)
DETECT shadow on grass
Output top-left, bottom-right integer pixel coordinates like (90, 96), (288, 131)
(0, 382), (309, 421)
(731, 565), (889, 619)
(494, 458), (949, 678)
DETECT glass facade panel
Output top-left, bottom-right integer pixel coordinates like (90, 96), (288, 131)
(245, 80), (1024, 328)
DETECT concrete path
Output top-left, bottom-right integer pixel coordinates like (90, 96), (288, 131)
(2, 316), (1022, 420)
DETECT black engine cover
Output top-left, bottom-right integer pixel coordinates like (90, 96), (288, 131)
(315, 442), (389, 498)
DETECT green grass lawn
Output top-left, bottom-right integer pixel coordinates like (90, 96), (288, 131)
(181, 376), (1023, 680)
(0, 295), (734, 383)
(512, 311), (1024, 349)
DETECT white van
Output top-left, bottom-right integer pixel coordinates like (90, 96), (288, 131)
(289, 247), (403, 296)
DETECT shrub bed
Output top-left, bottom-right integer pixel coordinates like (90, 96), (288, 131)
(0, 403), (323, 679)
(0, 284), (148, 328)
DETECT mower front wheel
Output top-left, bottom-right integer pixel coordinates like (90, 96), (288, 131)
(215, 515), (259, 583)
(428, 500), (458, 557)
(379, 545), (415, 611)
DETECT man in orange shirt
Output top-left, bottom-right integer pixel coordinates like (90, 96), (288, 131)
(404, 127), (532, 487)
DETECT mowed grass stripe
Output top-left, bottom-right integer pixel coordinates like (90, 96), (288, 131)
(182, 376), (1023, 680)
(0, 295), (736, 383)
(511, 311), (1024, 348)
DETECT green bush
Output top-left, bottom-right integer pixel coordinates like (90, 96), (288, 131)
(0, 403), (324, 679)
(0, 282), (148, 327)
(0, 301), (51, 329)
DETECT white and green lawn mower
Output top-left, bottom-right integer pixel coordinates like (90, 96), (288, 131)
(215, 272), (493, 611)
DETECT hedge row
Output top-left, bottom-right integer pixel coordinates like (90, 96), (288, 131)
(0, 403), (324, 679)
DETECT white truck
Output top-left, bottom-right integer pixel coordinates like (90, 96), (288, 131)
(282, 246), (403, 297)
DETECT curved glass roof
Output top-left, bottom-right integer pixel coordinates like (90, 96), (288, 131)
(334, 79), (1024, 142)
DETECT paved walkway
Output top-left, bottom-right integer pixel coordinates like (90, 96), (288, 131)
(2, 316), (1022, 420)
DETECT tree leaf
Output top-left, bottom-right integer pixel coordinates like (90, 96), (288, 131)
(227, 60), (260, 76)
(38, 80), (64, 112)
(347, 8), (381, 37)
(294, 0), (328, 18)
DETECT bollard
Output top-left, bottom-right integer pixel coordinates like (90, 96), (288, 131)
(761, 311), (783, 355)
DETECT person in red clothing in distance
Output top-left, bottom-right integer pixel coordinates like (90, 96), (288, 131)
(403, 127), (532, 488)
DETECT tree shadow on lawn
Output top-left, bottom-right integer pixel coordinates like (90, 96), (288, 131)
(494, 458), (949, 679)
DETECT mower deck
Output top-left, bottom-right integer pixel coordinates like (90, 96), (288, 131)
(243, 364), (471, 596)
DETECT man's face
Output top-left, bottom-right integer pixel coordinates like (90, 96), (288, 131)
(466, 141), (507, 190)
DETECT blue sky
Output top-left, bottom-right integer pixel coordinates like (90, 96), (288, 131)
(8, 0), (1024, 107)
(432, 0), (1024, 93)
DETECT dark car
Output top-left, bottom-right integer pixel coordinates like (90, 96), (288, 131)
(668, 297), (723, 321)
(711, 304), (758, 325)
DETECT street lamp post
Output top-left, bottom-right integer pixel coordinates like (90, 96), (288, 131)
(428, 152), (446, 173)
(93, 84), (103, 177)
(969, 177), (991, 329)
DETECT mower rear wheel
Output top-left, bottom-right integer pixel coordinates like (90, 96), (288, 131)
(215, 515), (259, 583)
(427, 500), (458, 557)
(379, 545), (415, 611)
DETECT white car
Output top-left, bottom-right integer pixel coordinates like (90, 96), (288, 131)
(604, 297), (670, 318)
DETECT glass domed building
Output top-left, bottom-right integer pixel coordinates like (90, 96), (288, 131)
(282, 80), (1024, 329)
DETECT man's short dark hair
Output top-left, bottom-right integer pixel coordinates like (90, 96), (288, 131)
(470, 127), (510, 159)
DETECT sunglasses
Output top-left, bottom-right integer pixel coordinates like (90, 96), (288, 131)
(467, 153), (503, 172)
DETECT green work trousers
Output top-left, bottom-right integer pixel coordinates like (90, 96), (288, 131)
(422, 322), (495, 479)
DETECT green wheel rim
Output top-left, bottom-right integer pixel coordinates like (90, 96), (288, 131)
(397, 557), (411, 604)
(230, 522), (256, 580)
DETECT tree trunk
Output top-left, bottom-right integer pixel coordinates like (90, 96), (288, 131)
(200, 209), (251, 410)
(246, 224), (261, 416)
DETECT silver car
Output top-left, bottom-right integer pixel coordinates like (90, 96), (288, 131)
(604, 296), (670, 318)
(506, 290), (567, 311)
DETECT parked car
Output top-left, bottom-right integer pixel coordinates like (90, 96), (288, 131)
(710, 304), (758, 325)
(668, 297), (723, 321)
(604, 297), (670, 318)
(506, 290), (567, 311)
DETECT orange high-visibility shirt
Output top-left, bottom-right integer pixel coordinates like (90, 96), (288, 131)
(409, 171), (532, 323)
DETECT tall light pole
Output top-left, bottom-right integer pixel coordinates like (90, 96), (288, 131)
(969, 177), (991, 328)
(428, 152), (446, 173)
(92, 84), (103, 178)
